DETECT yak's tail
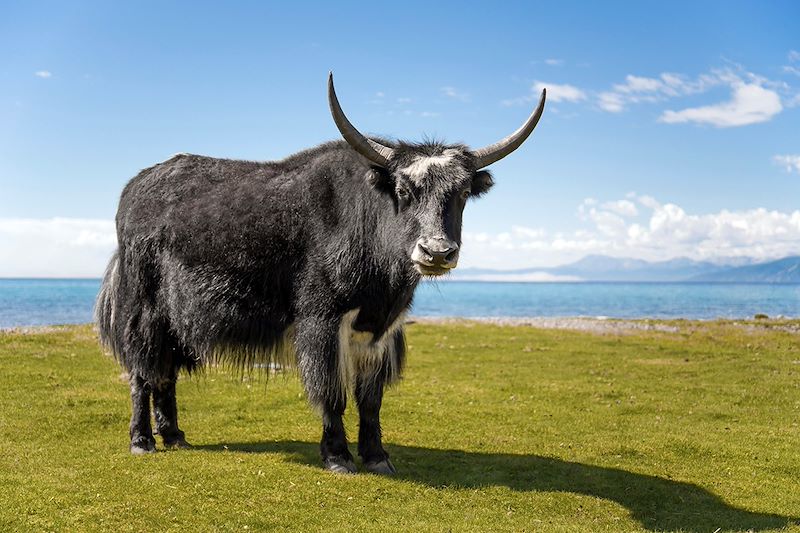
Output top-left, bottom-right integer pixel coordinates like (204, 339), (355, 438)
(95, 250), (121, 362)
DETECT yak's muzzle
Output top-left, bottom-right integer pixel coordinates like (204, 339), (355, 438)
(411, 237), (459, 276)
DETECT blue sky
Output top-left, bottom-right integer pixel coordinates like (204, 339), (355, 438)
(1, 1), (799, 276)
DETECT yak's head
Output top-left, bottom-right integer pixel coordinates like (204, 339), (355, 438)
(328, 73), (546, 277)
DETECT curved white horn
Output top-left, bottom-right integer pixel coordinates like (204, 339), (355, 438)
(472, 88), (546, 169)
(328, 72), (395, 167)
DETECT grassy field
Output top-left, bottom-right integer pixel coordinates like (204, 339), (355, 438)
(1, 321), (799, 532)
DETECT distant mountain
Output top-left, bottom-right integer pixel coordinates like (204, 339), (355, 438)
(445, 269), (581, 282)
(550, 254), (725, 281)
(689, 256), (800, 282)
(449, 254), (800, 283)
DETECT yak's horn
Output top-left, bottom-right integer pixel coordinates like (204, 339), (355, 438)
(472, 88), (546, 169)
(328, 72), (395, 167)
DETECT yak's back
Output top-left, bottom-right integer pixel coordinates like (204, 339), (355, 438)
(116, 153), (314, 270)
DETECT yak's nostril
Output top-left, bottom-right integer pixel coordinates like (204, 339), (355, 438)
(418, 243), (434, 260)
(444, 248), (458, 262)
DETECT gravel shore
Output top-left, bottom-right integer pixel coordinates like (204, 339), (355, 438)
(5, 317), (800, 336)
(409, 316), (681, 334)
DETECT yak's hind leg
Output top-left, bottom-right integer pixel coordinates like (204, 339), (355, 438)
(128, 322), (192, 453)
(152, 330), (193, 449)
(129, 374), (156, 454)
(153, 371), (190, 449)
(131, 372), (189, 452)
(356, 329), (404, 475)
(295, 315), (356, 474)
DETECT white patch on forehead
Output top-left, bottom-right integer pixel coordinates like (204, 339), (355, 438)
(399, 149), (461, 183)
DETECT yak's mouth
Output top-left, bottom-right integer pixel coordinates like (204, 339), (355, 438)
(413, 263), (454, 277)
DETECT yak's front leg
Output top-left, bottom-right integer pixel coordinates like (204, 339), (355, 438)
(295, 316), (356, 474)
(356, 373), (395, 475)
(357, 328), (404, 474)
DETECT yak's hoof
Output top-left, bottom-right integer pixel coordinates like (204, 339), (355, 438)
(364, 458), (396, 475)
(130, 437), (156, 455)
(323, 456), (357, 474)
(164, 438), (192, 450)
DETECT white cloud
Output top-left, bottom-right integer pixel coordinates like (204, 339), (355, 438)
(533, 81), (585, 103)
(544, 58), (564, 66)
(440, 86), (470, 102)
(577, 198), (628, 237)
(0, 218), (116, 277)
(623, 202), (800, 262)
(597, 71), (721, 113)
(659, 82), (782, 127)
(506, 61), (793, 125)
(789, 50), (800, 63)
(601, 199), (638, 217)
(595, 66), (790, 127)
(783, 65), (800, 77)
(504, 81), (586, 107)
(614, 74), (666, 94)
(774, 154), (800, 174)
(506, 62), (791, 122)
(598, 91), (625, 112)
(511, 225), (546, 239)
(458, 195), (800, 269)
(637, 195), (661, 210)
(34, 70), (52, 78)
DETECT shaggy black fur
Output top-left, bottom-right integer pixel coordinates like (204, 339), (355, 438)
(96, 139), (494, 471)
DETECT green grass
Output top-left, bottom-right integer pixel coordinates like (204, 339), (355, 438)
(1, 321), (799, 532)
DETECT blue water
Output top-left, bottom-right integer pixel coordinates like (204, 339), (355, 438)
(414, 281), (800, 319)
(1, 279), (800, 329)
(0, 279), (103, 328)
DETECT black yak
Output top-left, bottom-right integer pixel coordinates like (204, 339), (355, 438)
(96, 73), (545, 474)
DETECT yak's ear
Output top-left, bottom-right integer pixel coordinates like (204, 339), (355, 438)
(471, 170), (494, 197)
(366, 167), (394, 194)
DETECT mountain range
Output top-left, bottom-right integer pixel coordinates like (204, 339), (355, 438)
(450, 254), (800, 283)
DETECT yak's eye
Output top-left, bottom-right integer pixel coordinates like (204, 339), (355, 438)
(396, 186), (413, 210)
(397, 185), (415, 202)
(460, 189), (471, 200)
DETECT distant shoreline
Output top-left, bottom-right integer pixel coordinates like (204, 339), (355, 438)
(5, 316), (800, 336)
(2, 277), (800, 285)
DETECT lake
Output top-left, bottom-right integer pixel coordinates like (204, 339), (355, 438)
(1, 278), (799, 329)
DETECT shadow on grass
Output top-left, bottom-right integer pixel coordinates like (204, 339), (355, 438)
(195, 440), (797, 532)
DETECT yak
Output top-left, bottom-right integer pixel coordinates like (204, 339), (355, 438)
(96, 73), (546, 474)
